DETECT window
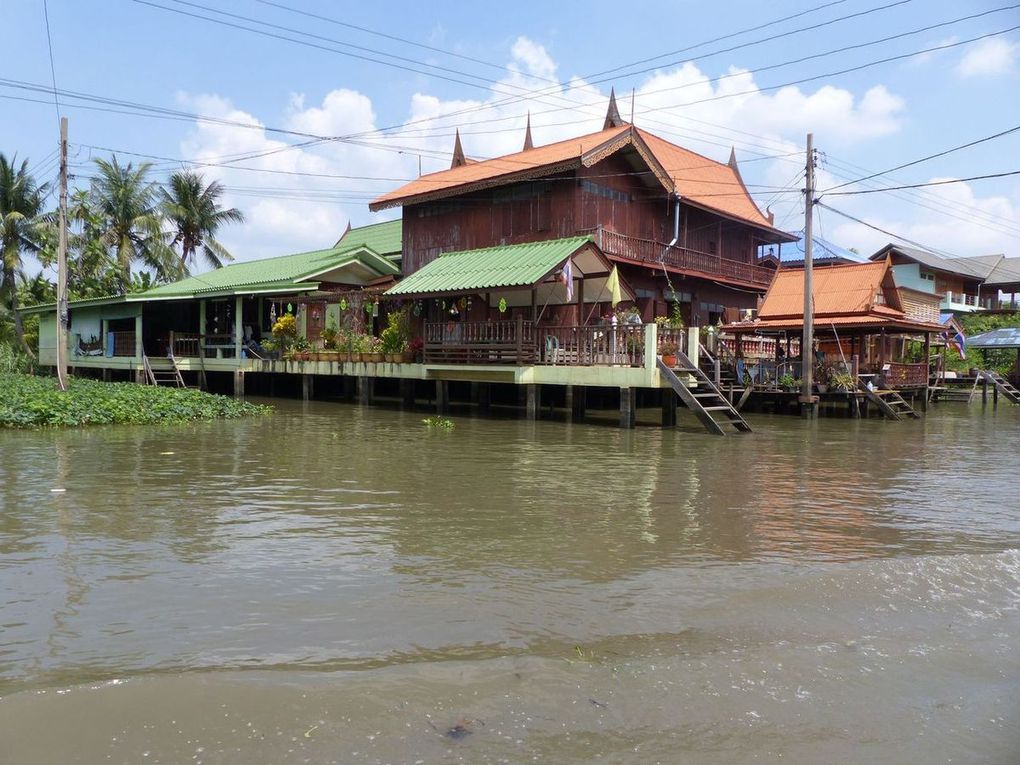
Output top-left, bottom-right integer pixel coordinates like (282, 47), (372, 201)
(579, 178), (631, 203)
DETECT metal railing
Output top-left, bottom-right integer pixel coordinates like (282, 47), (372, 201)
(540, 323), (646, 367)
(585, 228), (775, 287)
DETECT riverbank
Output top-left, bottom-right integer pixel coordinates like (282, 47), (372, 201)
(0, 373), (271, 428)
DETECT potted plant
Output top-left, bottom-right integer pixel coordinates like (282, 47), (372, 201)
(659, 337), (679, 368)
(320, 320), (340, 361)
(271, 313), (298, 356)
(831, 371), (857, 392)
(293, 336), (312, 361)
(367, 336), (384, 363)
(408, 336), (424, 363)
(778, 373), (796, 392)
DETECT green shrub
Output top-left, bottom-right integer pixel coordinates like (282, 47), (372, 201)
(0, 373), (272, 429)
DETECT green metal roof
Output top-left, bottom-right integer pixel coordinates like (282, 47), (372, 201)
(141, 243), (395, 299)
(335, 219), (402, 257)
(19, 242), (397, 314)
(386, 236), (591, 297)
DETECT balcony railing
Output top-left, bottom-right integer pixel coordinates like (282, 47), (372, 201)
(583, 228), (775, 287)
(944, 291), (980, 307)
(423, 319), (655, 367)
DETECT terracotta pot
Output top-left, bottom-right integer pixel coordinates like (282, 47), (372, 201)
(662, 354), (678, 368)
(370, 352), (384, 363)
(384, 353), (395, 363)
(396, 352), (410, 364)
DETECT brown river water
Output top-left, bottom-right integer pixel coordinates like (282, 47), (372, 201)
(1, 398), (1019, 764)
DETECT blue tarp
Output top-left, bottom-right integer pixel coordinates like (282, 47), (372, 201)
(761, 232), (869, 265)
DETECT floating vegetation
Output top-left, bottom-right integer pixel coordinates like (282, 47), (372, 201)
(0, 373), (272, 428)
(422, 416), (454, 430)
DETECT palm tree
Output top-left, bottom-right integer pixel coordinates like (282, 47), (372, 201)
(161, 170), (244, 270)
(90, 156), (181, 292)
(0, 154), (48, 354)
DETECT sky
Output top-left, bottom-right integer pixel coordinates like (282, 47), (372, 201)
(4, 0), (1020, 275)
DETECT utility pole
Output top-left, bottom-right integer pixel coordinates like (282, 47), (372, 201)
(801, 132), (817, 419)
(56, 116), (69, 392)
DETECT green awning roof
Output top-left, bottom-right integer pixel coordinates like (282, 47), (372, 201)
(386, 236), (592, 297)
(335, 219), (402, 257)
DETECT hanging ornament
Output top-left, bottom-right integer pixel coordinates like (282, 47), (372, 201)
(287, 302), (294, 314)
(340, 297), (348, 311)
(269, 303), (277, 323)
(412, 301), (422, 317)
(498, 297), (508, 313)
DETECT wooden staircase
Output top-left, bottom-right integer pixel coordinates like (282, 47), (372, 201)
(143, 354), (186, 388)
(858, 378), (920, 420)
(658, 354), (752, 435)
(978, 370), (1020, 404)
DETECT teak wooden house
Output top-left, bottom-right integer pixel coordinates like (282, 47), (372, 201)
(371, 93), (796, 327)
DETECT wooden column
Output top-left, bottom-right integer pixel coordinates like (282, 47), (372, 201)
(525, 384), (540, 420)
(233, 370), (245, 399)
(234, 295), (243, 359)
(133, 311), (143, 361)
(922, 331), (931, 412)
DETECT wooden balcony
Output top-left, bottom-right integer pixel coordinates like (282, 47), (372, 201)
(585, 228), (775, 288)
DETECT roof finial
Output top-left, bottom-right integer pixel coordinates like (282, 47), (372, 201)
(451, 129), (467, 168)
(728, 146), (739, 169)
(604, 88), (625, 130)
(523, 112), (534, 151)
(343, 220), (352, 237)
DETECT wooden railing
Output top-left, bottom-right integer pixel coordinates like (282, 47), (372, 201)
(883, 361), (928, 388)
(168, 332), (237, 359)
(587, 228), (775, 287)
(424, 319), (651, 367)
(539, 323), (646, 367)
(109, 331), (136, 357)
(424, 318), (537, 364)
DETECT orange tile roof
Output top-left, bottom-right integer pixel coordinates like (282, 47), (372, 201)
(370, 124), (779, 232)
(633, 128), (772, 229)
(370, 125), (630, 210)
(758, 260), (890, 319)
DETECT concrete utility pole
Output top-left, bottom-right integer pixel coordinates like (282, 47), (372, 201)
(801, 132), (817, 418)
(56, 116), (69, 392)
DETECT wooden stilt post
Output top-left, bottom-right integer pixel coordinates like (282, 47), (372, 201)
(661, 389), (677, 427)
(436, 380), (449, 414)
(570, 385), (586, 422)
(302, 374), (313, 402)
(619, 387), (636, 429)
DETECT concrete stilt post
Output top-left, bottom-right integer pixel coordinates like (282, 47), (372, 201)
(302, 374), (313, 402)
(234, 370), (245, 399)
(525, 384), (540, 420)
(400, 378), (415, 408)
(477, 382), (491, 412)
(661, 390), (677, 427)
(620, 387), (636, 429)
(570, 385), (586, 422)
(436, 380), (449, 414)
(358, 377), (372, 405)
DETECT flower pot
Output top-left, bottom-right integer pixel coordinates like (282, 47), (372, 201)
(384, 353), (395, 363)
(661, 354), (678, 368)
(369, 352), (384, 363)
(396, 352), (410, 364)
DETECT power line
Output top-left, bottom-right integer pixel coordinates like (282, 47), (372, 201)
(821, 123), (1020, 192)
(821, 170), (1020, 196)
(41, 0), (60, 128)
(816, 201), (964, 257)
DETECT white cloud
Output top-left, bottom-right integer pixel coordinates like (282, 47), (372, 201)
(956, 37), (1020, 78)
(174, 37), (915, 265)
(826, 179), (1020, 257)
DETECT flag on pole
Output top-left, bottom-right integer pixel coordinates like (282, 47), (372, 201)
(949, 327), (966, 360)
(560, 258), (573, 302)
(606, 265), (622, 307)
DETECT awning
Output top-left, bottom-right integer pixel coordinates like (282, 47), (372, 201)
(967, 327), (1020, 349)
(385, 236), (617, 298)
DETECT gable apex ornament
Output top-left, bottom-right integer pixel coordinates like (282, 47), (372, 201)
(451, 129), (467, 168)
(523, 112), (534, 151)
(603, 88), (626, 130)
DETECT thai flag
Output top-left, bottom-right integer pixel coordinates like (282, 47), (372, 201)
(560, 259), (574, 302)
(949, 328), (966, 360)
